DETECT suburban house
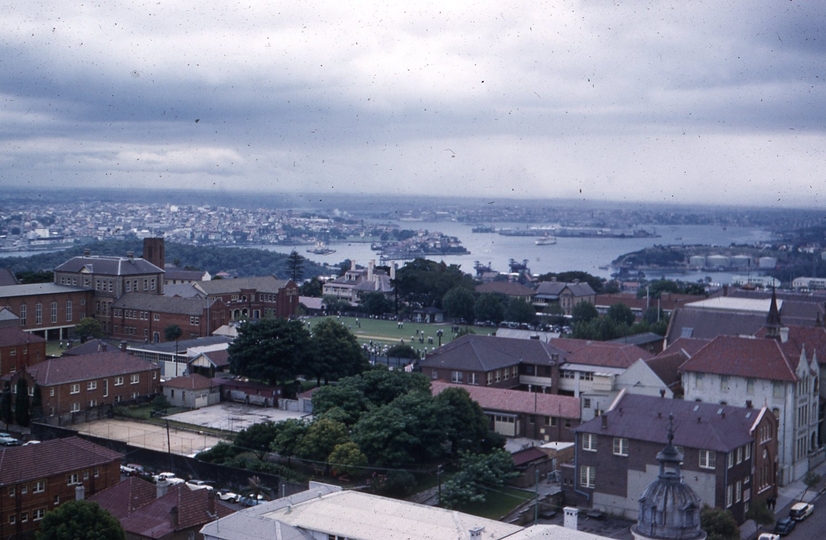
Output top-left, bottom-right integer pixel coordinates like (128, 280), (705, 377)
(161, 374), (221, 409)
(90, 476), (233, 540)
(321, 260), (394, 306)
(431, 381), (581, 441)
(0, 437), (122, 539)
(53, 242), (166, 335)
(201, 482), (614, 540)
(11, 349), (160, 418)
(163, 265), (212, 285)
(420, 334), (567, 392)
(188, 348), (231, 378)
(125, 336), (232, 379)
(563, 393), (778, 524)
(532, 281), (596, 317)
(0, 326), (46, 377)
(111, 293), (228, 343)
(678, 328), (819, 485)
(197, 275), (299, 320)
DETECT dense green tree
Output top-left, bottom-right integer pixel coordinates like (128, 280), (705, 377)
(394, 258), (474, 308)
(72, 317), (103, 342)
(328, 442), (368, 476)
(163, 324), (182, 344)
(309, 319), (368, 384)
(296, 418), (350, 463)
(312, 384), (372, 426)
(151, 394), (171, 416)
(442, 286), (476, 323)
(15, 378), (29, 427)
(606, 303), (635, 326)
(358, 370), (430, 408)
(440, 450), (518, 509)
(571, 301), (599, 324)
(474, 293), (505, 324)
(228, 319), (311, 384)
(195, 441), (241, 463)
(15, 270), (53, 284)
(573, 316), (627, 341)
(359, 292), (394, 316)
(700, 506), (739, 540)
(31, 384), (43, 420)
(504, 298), (537, 324)
(543, 303), (567, 327)
(271, 419), (310, 464)
(434, 387), (503, 455)
(322, 295), (351, 314)
(285, 250), (306, 282)
(1, 384), (12, 427)
(36, 500), (125, 540)
(299, 277), (323, 297)
(234, 421), (281, 460)
(242, 475), (273, 502)
(385, 344), (419, 359)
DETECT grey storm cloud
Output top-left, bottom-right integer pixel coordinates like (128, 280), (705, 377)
(1, 0), (825, 206)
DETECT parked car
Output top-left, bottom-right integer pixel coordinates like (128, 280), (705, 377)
(773, 517), (796, 536)
(0, 437), (21, 446)
(758, 534), (780, 540)
(154, 472), (185, 485)
(789, 502), (814, 521)
(186, 480), (214, 491)
(0, 432), (12, 439)
(120, 464), (136, 475)
(22, 440), (40, 446)
(217, 489), (239, 503)
(238, 494), (265, 507)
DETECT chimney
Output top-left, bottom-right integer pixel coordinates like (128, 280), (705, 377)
(157, 480), (169, 499)
(469, 527), (484, 540)
(601, 415), (608, 429)
(207, 490), (216, 516)
(75, 484), (85, 501)
(564, 507), (579, 530)
(779, 327), (789, 343)
(368, 260), (375, 282)
(390, 263), (396, 281)
(83, 248), (91, 257)
(120, 340), (128, 352)
(350, 259), (356, 271)
(127, 251), (134, 261)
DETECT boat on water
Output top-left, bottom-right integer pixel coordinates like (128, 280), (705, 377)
(535, 235), (557, 245)
(306, 242), (336, 255)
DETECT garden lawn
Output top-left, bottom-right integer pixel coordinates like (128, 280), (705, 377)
(308, 315), (495, 348)
(456, 485), (535, 520)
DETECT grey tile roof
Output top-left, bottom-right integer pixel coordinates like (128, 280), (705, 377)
(665, 307), (766, 343)
(27, 351), (158, 385)
(0, 283), (89, 298)
(113, 292), (211, 316)
(55, 255), (163, 276)
(576, 393), (762, 452)
(421, 335), (565, 372)
(534, 281), (595, 298)
(0, 268), (17, 286)
(198, 275), (292, 295)
(0, 436), (122, 486)
(127, 335), (232, 354)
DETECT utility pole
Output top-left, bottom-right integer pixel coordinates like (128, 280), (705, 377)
(534, 468), (539, 525)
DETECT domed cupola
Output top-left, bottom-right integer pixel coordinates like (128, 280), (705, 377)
(631, 414), (706, 540)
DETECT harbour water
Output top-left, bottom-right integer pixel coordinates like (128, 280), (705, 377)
(260, 223), (775, 284)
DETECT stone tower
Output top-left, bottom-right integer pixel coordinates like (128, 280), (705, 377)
(143, 237), (165, 270)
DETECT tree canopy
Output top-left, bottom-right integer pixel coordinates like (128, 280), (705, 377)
(474, 293), (505, 324)
(36, 500), (125, 540)
(72, 317), (104, 342)
(394, 258), (474, 308)
(308, 319), (368, 384)
(228, 319), (311, 385)
(442, 286), (476, 323)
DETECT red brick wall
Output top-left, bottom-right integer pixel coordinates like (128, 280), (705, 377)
(0, 342), (46, 378)
(0, 290), (94, 333)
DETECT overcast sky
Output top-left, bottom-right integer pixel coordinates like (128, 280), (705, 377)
(2, 1), (825, 207)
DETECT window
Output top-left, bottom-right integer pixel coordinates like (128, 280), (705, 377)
(613, 438), (629, 456)
(503, 368), (509, 380)
(71, 402), (80, 412)
(21, 484), (27, 494)
(720, 375), (729, 390)
(94, 468), (99, 478)
(726, 485), (733, 507)
(34, 509), (45, 521)
(83, 471), (89, 480)
(35, 303), (42, 325)
(87, 381), (97, 391)
(699, 450), (716, 469)
(19, 305), (26, 325)
(512, 366), (518, 378)
(115, 377), (124, 386)
(469, 372), (479, 385)
(736, 446), (743, 464)
(735, 480), (742, 502)
(582, 433), (597, 451)
(9, 515), (15, 525)
(54, 495), (59, 505)
(20, 512), (27, 523)
(70, 383), (80, 394)
(67, 473), (79, 485)
(130, 374), (140, 384)
(451, 371), (463, 383)
(486, 372), (492, 385)
(49, 388), (55, 397)
(545, 416), (557, 427)
(745, 443), (751, 461)
(431, 370), (438, 380)
(564, 419), (572, 428)
(66, 300), (72, 322)
(581, 372), (594, 381)
(34, 480), (45, 493)
(727, 452), (734, 468)
(190, 316), (199, 325)
(773, 381), (784, 398)
(495, 370), (501, 382)
(89, 400), (97, 408)
(580, 466), (596, 488)
(746, 378), (754, 394)
(8, 486), (15, 497)
(51, 301), (57, 323)
(694, 373), (703, 388)
(583, 398), (591, 409)
(154, 313), (160, 321)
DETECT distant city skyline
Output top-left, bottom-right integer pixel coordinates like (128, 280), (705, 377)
(2, 2), (825, 208)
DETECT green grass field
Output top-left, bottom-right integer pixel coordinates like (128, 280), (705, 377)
(457, 485), (535, 520)
(308, 315), (496, 349)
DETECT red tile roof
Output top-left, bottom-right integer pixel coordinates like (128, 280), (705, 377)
(0, 327), (45, 347)
(0, 437), (122, 486)
(660, 337), (711, 357)
(754, 325), (826, 365)
(161, 373), (215, 390)
(511, 446), (548, 467)
(88, 476), (157, 519)
(26, 350), (158, 386)
(550, 338), (653, 368)
(430, 381), (580, 419)
(678, 335), (798, 382)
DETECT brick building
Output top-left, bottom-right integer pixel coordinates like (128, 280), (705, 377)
(197, 276), (299, 321)
(0, 283), (94, 341)
(12, 349), (160, 417)
(563, 392), (779, 523)
(111, 294), (228, 343)
(0, 327), (46, 378)
(0, 437), (122, 539)
(53, 247), (164, 334)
